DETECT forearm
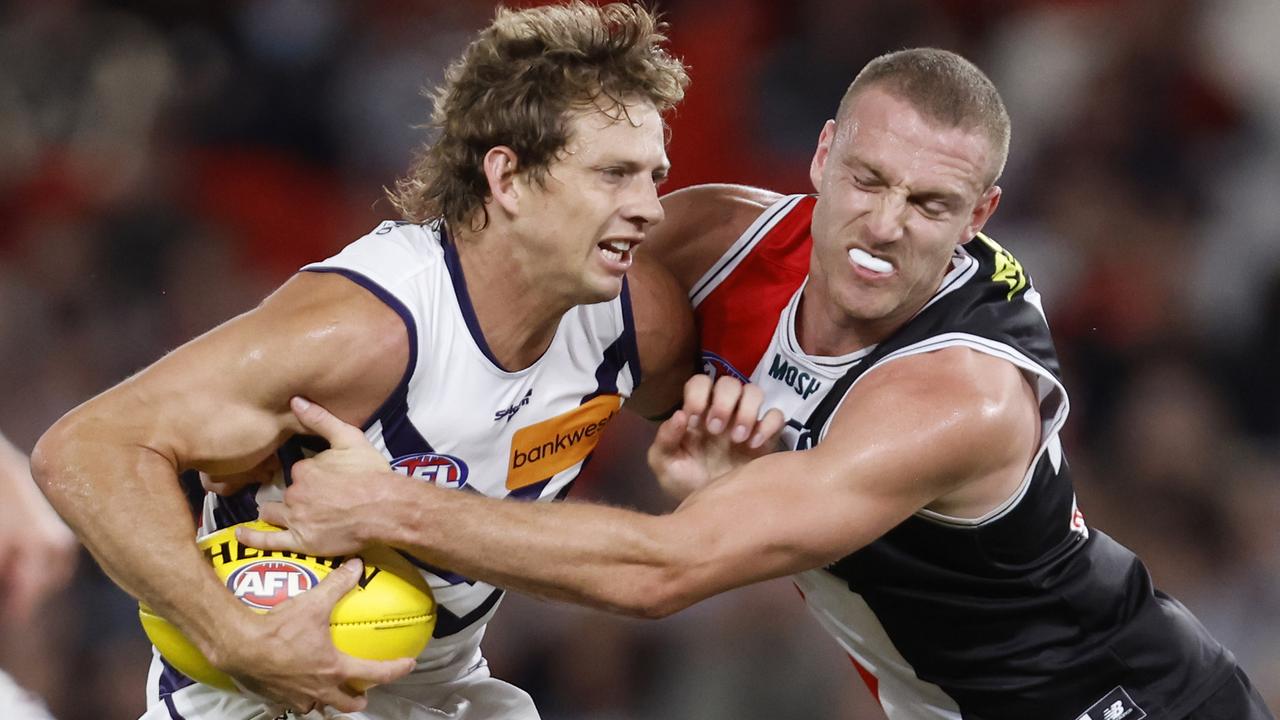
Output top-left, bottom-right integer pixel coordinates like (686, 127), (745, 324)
(31, 411), (250, 657)
(379, 474), (699, 618)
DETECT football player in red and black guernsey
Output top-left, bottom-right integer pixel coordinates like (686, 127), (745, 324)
(243, 48), (1273, 720)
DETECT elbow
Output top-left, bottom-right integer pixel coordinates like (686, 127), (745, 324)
(31, 407), (104, 497)
(30, 417), (72, 492)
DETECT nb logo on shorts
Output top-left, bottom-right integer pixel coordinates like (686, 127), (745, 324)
(1075, 687), (1146, 720)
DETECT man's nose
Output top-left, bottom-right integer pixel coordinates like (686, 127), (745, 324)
(625, 177), (665, 229)
(864, 190), (907, 243)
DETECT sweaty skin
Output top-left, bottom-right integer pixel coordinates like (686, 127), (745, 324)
(31, 102), (696, 713)
(237, 86), (1042, 622)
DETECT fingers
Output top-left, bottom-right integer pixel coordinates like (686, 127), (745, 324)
(651, 410), (688, 455)
(290, 396), (366, 449)
(344, 656), (417, 690)
(704, 376), (744, 436)
(317, 683), (370, 714)
(750, 408), (788, 450)
(253, 502), (289, 532)
(236, 509), (302, 553)
(730, 384), (765, 443)
(307, 558), (363, 608)
(679, 374), (712, 428)
(683, 373), (784, 450)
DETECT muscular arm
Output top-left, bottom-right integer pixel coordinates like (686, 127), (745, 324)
(645, 183), (782, 293)
(307, 348), (1037, 618)
(30, 272), (407, 668)
(625, 184), (781, 418)
(622, 253), (696, 419)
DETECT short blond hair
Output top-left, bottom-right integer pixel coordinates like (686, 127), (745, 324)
(839, 48), (1011, 187)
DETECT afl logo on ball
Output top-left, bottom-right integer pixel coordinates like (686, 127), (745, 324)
(226, 560), (318, 610)
(701, 351), (747, 382)
(391, 453), (469, 489)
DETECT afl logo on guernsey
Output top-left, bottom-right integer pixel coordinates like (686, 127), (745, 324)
(226, 560), (318, 610)
(391, 452), (470, 490)
(701, 351), (747, 382)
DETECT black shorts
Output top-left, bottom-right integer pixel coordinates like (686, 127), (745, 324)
(1182, 666), (1274, 720)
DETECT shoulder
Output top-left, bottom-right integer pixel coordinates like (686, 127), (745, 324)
(245, 271), (413, 423)
(306, 221), (444, 289)
(826, 347), (1038, 480)
(646, 184), (785, 293)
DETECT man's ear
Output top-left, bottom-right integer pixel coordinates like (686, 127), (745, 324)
(809, 120), (837, 193)
(963, 185), (1002, 242)
(483, 146), (521, 216)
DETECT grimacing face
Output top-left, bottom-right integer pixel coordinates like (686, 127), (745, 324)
(806, 86), (1001, 346)
(509, 99), (669, 307)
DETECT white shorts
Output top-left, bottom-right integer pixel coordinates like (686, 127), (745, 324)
(0, 670), (57, 720)
(140, 650), (540, 720)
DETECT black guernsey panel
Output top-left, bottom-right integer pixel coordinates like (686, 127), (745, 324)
(802, 234), (1234, 719)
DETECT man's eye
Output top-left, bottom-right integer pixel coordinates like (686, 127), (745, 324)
(917, 200), (949, 217)
(602, 167), (627, 180)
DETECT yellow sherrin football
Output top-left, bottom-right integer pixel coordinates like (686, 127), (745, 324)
(138, 520), (435, 689)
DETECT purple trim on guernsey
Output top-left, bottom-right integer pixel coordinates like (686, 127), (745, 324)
(157, 657), (194, 718)
(581, 275), (639, 403)
(299, 267), (419, 434)
(617, 275), (642, 389)
(163, 694), (186, 720)
(299, 267), (435, 466)
(438, 226), (511, 371)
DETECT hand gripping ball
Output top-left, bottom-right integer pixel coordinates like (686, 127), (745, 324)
(138, 520), (435, 689)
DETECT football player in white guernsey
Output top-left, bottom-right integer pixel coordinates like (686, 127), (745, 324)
(31, 3), (702, 718)
(244, 49), (1273, 719)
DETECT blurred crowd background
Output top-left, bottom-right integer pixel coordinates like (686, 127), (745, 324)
(2, 0), (1278, 717)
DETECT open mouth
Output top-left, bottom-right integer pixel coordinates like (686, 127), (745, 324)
(849, 247), (893, 275)
(598, 238), (638, 266)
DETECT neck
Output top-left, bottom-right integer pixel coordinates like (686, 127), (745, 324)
(451, 224), (574, 371)
(795, 273), (942, 358)
(795, 287), (885, 357)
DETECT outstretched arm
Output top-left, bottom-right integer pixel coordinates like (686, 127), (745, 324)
(30, 272), (416, 711)
(246, 347), (1038, 618)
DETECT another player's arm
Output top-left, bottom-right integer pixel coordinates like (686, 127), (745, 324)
(625, 182), (783, 418)
(30, 272), (413, 704)
(621, 253), (696, 419)
(628, 183), (787, 493)
(275, 348), (1035, 617)
(644, 183), (783, 293)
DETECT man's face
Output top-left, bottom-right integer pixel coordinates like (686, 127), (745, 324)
(510, 100), (669, 306)
(807, 87), (1000, 339)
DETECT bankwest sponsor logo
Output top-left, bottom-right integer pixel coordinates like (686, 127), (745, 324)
(507, 395), (622, 490)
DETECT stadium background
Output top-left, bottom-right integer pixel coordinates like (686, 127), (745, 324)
(1, 0), (1279, 717)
